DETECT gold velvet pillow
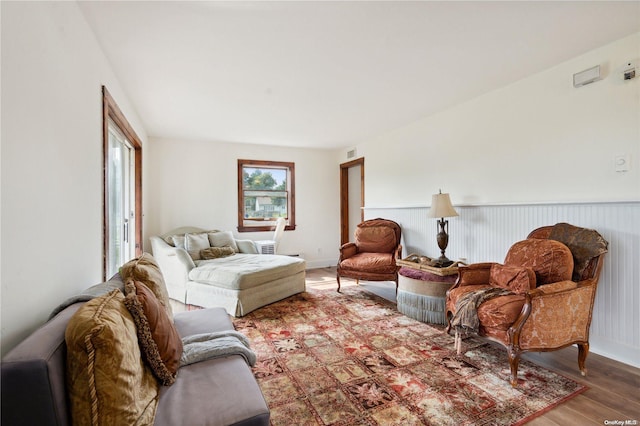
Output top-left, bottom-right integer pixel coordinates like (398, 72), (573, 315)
(490, 264), (536, 294)
(200, 246), (235, 260)
(120, 253), (173, 321)
(65, 290), (158, 426)
(124, 279), (183, 386)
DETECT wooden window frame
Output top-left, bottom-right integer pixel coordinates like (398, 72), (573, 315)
(237, 159), (296, 233)
(102, 86), (143, 279)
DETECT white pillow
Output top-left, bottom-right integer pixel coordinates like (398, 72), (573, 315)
(185, 233), (211, 260)
(171, 234), (185, 249)
(208, 231), (239, 253)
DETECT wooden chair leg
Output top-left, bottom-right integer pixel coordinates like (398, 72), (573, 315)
(578, 342), (589, 376)
(508, 348), (521, 387)
(336, 274), (341, 292)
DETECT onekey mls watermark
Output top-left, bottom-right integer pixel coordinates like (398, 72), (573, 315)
(604, 421), (638, 425)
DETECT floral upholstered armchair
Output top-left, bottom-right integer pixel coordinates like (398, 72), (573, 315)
(337, 218), (402, 292)
(445, 223), (608, 387)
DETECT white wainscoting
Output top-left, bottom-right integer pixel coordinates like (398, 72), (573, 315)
(365, 201), (640, 368)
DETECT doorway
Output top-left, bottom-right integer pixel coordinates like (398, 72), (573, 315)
(102, 86), (142, 280)
(340, 158), (364, 245)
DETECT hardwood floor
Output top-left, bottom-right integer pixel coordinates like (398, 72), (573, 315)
(307, 267), (640, 425)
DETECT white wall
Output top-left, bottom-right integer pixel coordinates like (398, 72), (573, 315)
(0, 2), (148, 356)
(350, 33), (640, 367)
(146, 138), (340, 268)
(357, 33), (640, 207)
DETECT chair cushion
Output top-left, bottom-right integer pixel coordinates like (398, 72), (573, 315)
(504, 239), (574, 285)
(489, 264), (536, 294)
(355, 225), (398, 253)
(339, 252), (397, 274)
(65, 290), (158, 425)
(476, 294), (527, 331)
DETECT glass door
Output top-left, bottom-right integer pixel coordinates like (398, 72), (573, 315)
(106, 119), (135, 278)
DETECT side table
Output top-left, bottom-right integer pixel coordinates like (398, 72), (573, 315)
(397, 266), (458, 325)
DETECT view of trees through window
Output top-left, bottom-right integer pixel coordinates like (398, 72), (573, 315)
(238, 159), (295, 232)
(243, 167), (288, 219)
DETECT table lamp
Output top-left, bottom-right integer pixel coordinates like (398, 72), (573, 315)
(427, 190), (458, 267)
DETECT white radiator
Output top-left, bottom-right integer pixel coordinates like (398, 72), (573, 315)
(255, 241), (276, 255)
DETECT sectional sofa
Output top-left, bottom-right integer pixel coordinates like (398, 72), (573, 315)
(1, 255), (270, 426)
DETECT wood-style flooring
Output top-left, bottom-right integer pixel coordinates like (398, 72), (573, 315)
(306, 267), (640, 425)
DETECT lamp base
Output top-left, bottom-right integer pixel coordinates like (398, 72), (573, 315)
(431, 256), (454, 268)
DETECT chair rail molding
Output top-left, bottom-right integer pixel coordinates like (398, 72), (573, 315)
(365, 200), (640, 368)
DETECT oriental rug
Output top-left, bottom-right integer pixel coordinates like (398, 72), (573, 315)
(232, 285), (586, 426)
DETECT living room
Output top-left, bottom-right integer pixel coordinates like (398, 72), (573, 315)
(2, 1), (639, 422)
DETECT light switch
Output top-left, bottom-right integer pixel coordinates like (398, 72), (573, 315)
(614, 154), (630, 172)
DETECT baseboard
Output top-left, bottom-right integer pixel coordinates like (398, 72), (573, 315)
(590, 336), (640, 368)
(304, 258), (337, 269)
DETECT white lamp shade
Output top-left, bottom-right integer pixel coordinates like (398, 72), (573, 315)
(427, 192), (458, 218)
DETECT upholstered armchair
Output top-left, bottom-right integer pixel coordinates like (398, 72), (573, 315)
(337, 218), (402, 292)
(445, 223), (608, 387)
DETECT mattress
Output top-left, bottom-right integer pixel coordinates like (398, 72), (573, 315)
(189, 254), (305, 291)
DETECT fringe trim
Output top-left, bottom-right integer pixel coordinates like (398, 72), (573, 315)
(396, 291), (447, 325)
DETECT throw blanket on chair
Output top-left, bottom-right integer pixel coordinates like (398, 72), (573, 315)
(180, 331), (257, 367)
(450, 287), (514, 354)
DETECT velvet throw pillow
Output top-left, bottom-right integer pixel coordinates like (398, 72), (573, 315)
(490, 264), (536, 294)
(120, 253), (173, 322)
(124, 279), (183, 386)
(200, 246), (235, 260)
(65, 290), (159, 426)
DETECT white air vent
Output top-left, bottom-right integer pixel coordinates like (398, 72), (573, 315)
(347, 148), (357, 159)
(255, 241), (275, 255)
(573, 65), (601, 87)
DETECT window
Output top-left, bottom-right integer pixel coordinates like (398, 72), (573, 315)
(103, 86), (142, 279)
(237, 159), (295, 232)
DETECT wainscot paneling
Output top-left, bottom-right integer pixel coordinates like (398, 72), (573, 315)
(365, 201), (640, 368)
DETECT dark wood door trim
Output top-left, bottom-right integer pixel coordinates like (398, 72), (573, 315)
(102, 86), (143, 280)
(340, 157), (364, 245)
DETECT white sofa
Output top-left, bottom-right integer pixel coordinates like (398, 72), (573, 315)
(150, 227), (306, 316)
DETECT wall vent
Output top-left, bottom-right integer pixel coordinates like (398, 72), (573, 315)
(347, 148), (357, 159)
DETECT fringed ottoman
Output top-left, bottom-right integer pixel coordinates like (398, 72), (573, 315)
(397, 267), (458, 324)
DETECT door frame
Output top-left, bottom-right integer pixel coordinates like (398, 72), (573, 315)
(340, 157), (364, 245)
(102, 86), (143, 280)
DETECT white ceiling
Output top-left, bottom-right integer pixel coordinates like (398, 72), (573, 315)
(78, 1), (640, 149)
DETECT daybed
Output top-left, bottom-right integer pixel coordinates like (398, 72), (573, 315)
(150, 227), (306, 317)
(1, 255), (269, 426)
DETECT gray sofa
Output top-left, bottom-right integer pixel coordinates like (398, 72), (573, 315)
(1, 275), (270, 426)
(150, 227), (306, 317)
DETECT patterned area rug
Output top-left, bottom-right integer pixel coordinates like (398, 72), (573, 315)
(232, 285), (586, 426)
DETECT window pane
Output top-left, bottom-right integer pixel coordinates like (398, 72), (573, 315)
(243, 167), (287, 190)
(238, 159), (295, 232)
(244, 190), (288, 219)
(107, 128), (125, 277)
